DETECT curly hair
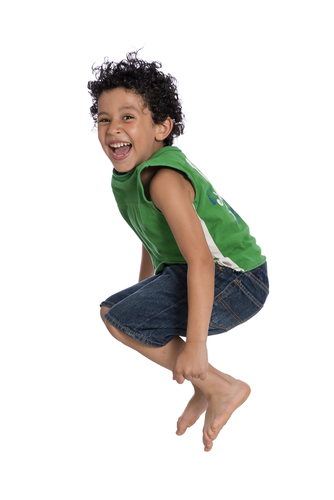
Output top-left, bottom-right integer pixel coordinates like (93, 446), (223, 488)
(87, 51), (185, 146)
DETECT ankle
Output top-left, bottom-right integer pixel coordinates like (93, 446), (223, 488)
(193, 371), (235, 400)
(192, 385), (207, 400)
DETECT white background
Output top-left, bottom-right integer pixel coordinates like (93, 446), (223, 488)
(1, 1), (333, 498)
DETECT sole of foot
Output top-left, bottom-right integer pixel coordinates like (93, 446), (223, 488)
(202, 379), (251, 452)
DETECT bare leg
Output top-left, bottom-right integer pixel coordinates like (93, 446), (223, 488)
(100, 308), (207, 430)
(100, 307), (250, 451)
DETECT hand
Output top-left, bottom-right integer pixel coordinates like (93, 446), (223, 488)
(173, 343), (208, 384)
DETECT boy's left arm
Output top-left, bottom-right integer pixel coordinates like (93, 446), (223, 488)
(150, 168), (215, 384)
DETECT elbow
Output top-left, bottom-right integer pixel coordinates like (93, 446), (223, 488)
(187, 254), (215, 274)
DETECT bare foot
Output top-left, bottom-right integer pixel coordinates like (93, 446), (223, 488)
(202, 377), (251, 452)
(176, 388), (208, 436)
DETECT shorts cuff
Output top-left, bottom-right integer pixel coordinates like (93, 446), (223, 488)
(103, 312), (167, 348)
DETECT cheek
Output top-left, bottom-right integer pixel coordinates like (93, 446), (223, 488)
(97, 128), (104, 145)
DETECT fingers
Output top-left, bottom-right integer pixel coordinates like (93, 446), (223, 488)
(173, 370), (207, 384)
(173, 372), (185, 384)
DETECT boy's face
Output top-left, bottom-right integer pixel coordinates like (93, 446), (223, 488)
(97, 87), (164, 173)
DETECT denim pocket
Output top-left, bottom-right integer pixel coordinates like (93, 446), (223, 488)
(209, 263), (269, 333)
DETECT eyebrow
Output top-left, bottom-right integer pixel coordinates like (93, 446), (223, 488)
(119, 105), (138, 112)
(97, 105), (138, 117)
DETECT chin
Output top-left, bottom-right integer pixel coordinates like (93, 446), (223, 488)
(114, 165), (136, 173)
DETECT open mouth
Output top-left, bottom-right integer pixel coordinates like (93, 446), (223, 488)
(110, 142), (132, 159)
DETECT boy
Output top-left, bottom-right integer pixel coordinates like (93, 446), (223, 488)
(88, 51), (269, 452)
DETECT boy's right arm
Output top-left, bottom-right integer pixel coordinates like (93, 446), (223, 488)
(138, 244), (155, 282)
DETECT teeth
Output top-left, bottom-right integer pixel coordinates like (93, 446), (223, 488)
(111, 142), (131, 148)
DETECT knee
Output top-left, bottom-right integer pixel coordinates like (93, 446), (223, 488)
(100, 306), (109, 324)
(100, 306), (122, 342)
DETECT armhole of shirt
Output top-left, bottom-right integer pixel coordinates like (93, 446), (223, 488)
(140, 165), (196, 208)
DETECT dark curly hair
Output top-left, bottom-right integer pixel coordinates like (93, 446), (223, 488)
(87, 51), (185, 146)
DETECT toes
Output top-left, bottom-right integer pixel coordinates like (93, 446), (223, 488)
(202, 420), (222, 450)
(176, 427), (186, 436)
(203, 433), (213, 452)
(210, 411), (229, 437)
(207, 424), (216, 440)
(176, 417), (187, 436)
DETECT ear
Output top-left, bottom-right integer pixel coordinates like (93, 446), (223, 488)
(155, 117), (174, 142)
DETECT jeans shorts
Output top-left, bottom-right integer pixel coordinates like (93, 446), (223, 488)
(100, 261), (269, 347)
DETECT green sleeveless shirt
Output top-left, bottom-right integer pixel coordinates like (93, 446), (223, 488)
(111, 146), (266, 273)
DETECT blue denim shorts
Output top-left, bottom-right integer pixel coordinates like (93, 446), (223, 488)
(100, 262), (269, 347)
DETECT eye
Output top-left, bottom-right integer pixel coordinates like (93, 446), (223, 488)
(98, 118), (110, 123)
(123, 115), (133, 121)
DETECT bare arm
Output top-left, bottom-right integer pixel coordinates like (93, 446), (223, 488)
(150, 168), (215, 383)
(139, 244), (155, 282)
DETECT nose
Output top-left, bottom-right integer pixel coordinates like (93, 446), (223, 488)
(106, 119), (121, 135)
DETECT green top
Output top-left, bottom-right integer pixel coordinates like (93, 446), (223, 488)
(112, 146), (266, 273)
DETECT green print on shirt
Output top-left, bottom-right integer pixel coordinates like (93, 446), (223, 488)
(206, 187), (240, 225)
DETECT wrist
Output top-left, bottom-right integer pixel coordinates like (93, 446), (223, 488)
(185, 337), (207, 348)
